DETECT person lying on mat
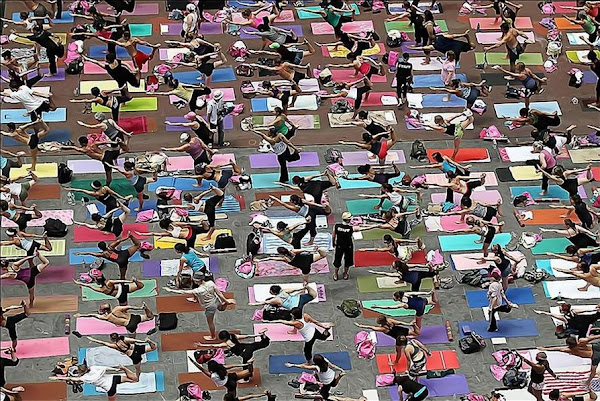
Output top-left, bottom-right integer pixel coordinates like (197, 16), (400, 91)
(449, 217), (505, 258)
(286, 354), (347, 401)
(261, 248), (328, 285)
(359, 235), (424, 263)
(504, 108), (561, 131)
(271, 308), (333, 362)
(371, 208), (423, 238)
(487, 270), (519, 332)
(0, 347), (20, 391)
(368, 259), (439, 291)
(355, 316), (421, 352)
(550, 388), (598, 401)
(74, 203), (130, 238)
(0, 172), (39, 206)
(339, 128), (398, 165)
(96, 30), (160, 69)
(187, 358), (254, 398)
(73, 270), (145, 306)
(1, 229), (51, 265)
(0, 385), (25, 401)
(276, 170), (340, 204)
(0, 119), (49, 172)
(249, 283), (318, 314)
(408, 30), (476, 63)
(473, 244), (523, 288)
(555, 262), (600, 292)
(0, 149), (25, 180)
(50, 364), (139, 401)
(154, 79), (213, 113)
(539, 334), (600, 386)
(106, 162), (157, 211)
(74, 302), (156, 337)
(393, 374), (429, 401)
(371, 290), (437, 335)
(537, 164), (595, 198)
(550, 194), (600, 229)
(194, 329), (271, 364)
(172, 50), (228, 86)
(435, 197), (502, 224)
(223, 389), (279, 401)
(0, 201), (42, 232)
(179, 159), (243, 190)
(137, 218), (211, 248)
(85, 334), (157, 376)
(82, 54), (141, 100)
(0, 250), (49, 306)
(541, 218), (599, 250)
(429, 79), (491, 109)
(419, 110), (474, 160)
(78, 112), (133, 144)
(70, 86), (130, 121)
(0, 301), (30, 352)
(535, 303), (600, 338)
(64, 180), (133, 214)
(74, 233), (151, 279)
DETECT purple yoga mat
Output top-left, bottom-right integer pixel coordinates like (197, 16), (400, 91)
(249, 152), (320, 168)
(389, 375), (470, 399)
(240, 25), (303, 39)
(96, 2), (159, 15)
(583, 70), (599, 84)
(2, 68), (65, 81)
(165, 115), (233, 131)
(375, 326), (450, 345)
(342, 150), (406, 166)
(1, 265), (75, 285)
(400, 41), (423, 54)
(161, 23), (180, 35)
(200, 23), (223, 35)
(142, 257), (220, 277)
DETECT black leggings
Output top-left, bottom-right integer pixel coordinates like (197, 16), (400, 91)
(304, 329), (331, 361)
(107, 375), (122, 397)
(4, 312), (28, 340)
(396, 77), (410, 100)
(235, 335), (270, 363)
(409, 271), (437, 291)
(277, 148), (294, 183)
(295, 206), (329, 239)
(489, 304), (512, 331)
(354, 85), (372, 111)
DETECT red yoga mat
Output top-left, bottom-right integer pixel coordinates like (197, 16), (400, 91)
(354, 250), (427, 267)
(427, 148), (490, 163)
(376, 350), (460, 373)
(73, 223), (149, 242)
(119, 116), (157, 135)
(6, 382), (67, 401)
(329, 68), (388, 83)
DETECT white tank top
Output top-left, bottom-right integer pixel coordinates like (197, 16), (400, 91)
(298, 317), (316, 341)
(182, 13), (198, 33)
(317, 366), (335, 384)
(169, 226), (182, 238)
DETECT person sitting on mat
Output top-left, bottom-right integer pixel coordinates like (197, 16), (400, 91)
(136, 218), (211, 249)
(70, 86), (130, 121)
(339, 128), (398, 166)
(194, 329), (271, 364)
(73, 271), (145, 306)
(491, 63), (546, 108)
(539, 334), (600, 387)
(555, 263), (600, 292)
(0, 301), (30, 352)
(0, 250), (49, 307)
(64, 181), (132, 213)
(371, 290), (437, 336)
(285, 354), (347, 401)
(96, 29), (160, 69)
(85, 335), (157, 376)
(1, 171), (40, 206)
(355, 317), (422, 356)
(0, 119), (49, 172)
(187, 358), (254, 399)
(106, 161), (157, 211)
(248, 283), (318, 315)
(1, 229), (51, 265)
(260, 248), (328, 285)
(408, 30), (476, 63)
(276, 170), (340, 204)
(435, 196), (502, 223)
(50, 364), (139, 401)
(419, 109), (474, 160)
(429, 79), (491, 109)
(74, 302), (156, 337)
(535, 303), (600, 338)
(171, 49), (227, 86)
(368, 259), (440, 292)
(541, 218), (599, 251)
(487, 270), (519, 332)
(537, 164), (595, 198)
(505, 108), (561, 131)
(73, 203), (131, 238)
(359, 235), (424, 263)
(447, 216), (505, 259)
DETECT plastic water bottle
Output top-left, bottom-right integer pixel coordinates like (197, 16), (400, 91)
(445, 320), (454, 341)
(476, 22), (481, 32)
(64, 314), (70, 335)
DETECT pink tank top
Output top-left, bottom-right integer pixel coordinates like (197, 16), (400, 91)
(187, 138), (204, 160)
(541, 149), (556, 169)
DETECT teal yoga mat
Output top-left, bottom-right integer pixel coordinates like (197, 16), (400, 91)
(438, 233), (511, 251)
(510, 185), (585, 200)
(346, 197), (417, 215)
(1, 108), (66, 123)
(339, 174), (383, 189)
(494, 101), (561, 118)
(81, 280), (158, 300)
(129, 23), (153, 36)
(531, 238), (572, 255)
(297, 4), (359, 18)
(362, 299), (434, 317)
(251, 171), (321, 189)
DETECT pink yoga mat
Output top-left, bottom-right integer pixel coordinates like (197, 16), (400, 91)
(83, 61), (148, 74)
(330, 68), (387, 83)
(311, 21), (374, 35)
(1, 337), (69, 359)
(331, 92), (398, 107)
(469, 17), (532, 30)
(166, 154), (236, 172)
(76, 317), (155, 335)
(263, 115), (317, 129)
(2, 210), (73, 228)
(431, 190), (502, 204)
(253, 323), (333, 342)
(96, 2), (159, 15)
(1, 265), (75, 285)
(425, 172), (498, 186)
(248, 285), (326, 303)
(475, 31), (535, 45)
(73, 224), (149, 243)
(451, 251), (526, 271)
(440, 215), (498, 231)
(342, 150), (406, 166)
(232, 10), (295, 24)
(552, 1), (577, 13)
(256, 259), (329, 277)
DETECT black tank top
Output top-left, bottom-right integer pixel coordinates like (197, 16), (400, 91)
(398, 378), (425, 393)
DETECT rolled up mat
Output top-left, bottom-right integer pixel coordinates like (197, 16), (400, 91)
(476, 31), (535, 44)
(297, 4), (359, 18)
(269, 352), (351, 373)
(466, 287), (535, 308)
(128, 23), (153, 36)
(1, 295), (78, 313)
(162, 330), (240, 351)
(531, 238), (572, 255)
(554, 17), (584, 30)
(494, 101), (562, 118)
(70, 178), (136, 199)
(522, 209), (580, 225)
(154, 228), (232, 249)
(569, 148), (600, 163)
(254, 323), (333, 342)
(27, 184), (61, 200)
(92, 97), (157, 112)
(1, 240), (65, 257)
(0, 337), (69, 359)
(156, 292), (235, 313)
(12, 11), (73, 22)
(426, 148), (490, 163)
(341, 150), (406, 166)
(96, 2), (159, 15)
(2, 209), (73, 228)
(80, 347), (158, 366)
(73, 223), (149, 242)
(179, 370), (261, 391)
(81, 280), (157, 301)
(481, 72), (545, 86)
(362, 297), (434, 314)
(410, 73), (468, 88)
(458, 319), (539, 338)
(84, 60), (148, 74)
(324, 42), (386, 58)
(543, 280), (600, 299)
(79, 80), (145, 94)
(469, 16), (532, 29)
(354, 250), (426, 268)
(375, 325), (449, 345)
(329, 68), (388, 83)
(312, 20), (374, 34)
(88, 44), (153, 59)
(4, 382), (67, 400)
(475, 52), (544, 66)
(426, 171), (498, 186)
(1, 265), (74, 285)
(385, 19), (448, 33)
(249, 152), (320, 168)
(1, 129), (70, 147)
(82, 371), (164, 396)
(376, 350), (460, 374)
(9, 162), (57, 179)
(392, 375), (470, 398)
(250, 171), (320, 189)
(510, 185), (586, 200)
(69, 246), (145, 264)
(76, 317), (155, 335)
(450, 251), (526, 271)
(438, 233), (511, 252)
(1, 108), (66, 124)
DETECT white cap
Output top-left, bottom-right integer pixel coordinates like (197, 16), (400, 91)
(342, 212), (352, 221)
(180, 132), (190, 143)
(213, 90), (224, 100)
(186, 3), (196, 11)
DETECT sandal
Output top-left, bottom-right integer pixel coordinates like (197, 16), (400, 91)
(333, 271), (339, 281)
(343, 273), (349, 280)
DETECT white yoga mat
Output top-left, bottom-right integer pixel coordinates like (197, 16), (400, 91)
(267, 95), (318, 111)
(549, 305), (597, 327)
(476, 31), (535, 44)
(376, 276), (405, 289)
(497, 389), (537, 401)
(328, 111), (397, 128)
(160, 257), (210, 276)
(518, 349), (590, 369)
(251, 282), (320, 303)
(567, 32), (589, 45)
(85, 346), (150, 366)
(408, 57), (444, 71)
(97, 372), (156, 394)
(419, 113), (475, 130)
(544, 280), (600, 299)
(504, 146), (537, 162)
(267, 215), (328, 229)
(546, 259), (578, 278)
(363, 389), (380, 401)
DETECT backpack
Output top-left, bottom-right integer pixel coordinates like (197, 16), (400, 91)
(354, 331), (376, 359)
(236, 64), (254, 77)
(66, 58), (83, 75)
(337, 299), (361, 318)
(502, 368), (528, 389)
(492, 349), (523, 370)
(523, 269), (549, 283)
(409, 140), (427, 162)
(263, 307), (292, 321)
(229, 40), (248, 59)
(44, 218), (68, 237)
(460, 270), (483, 287)
(324, 148), (343, 164)
(158, 312), (178, 331)
(458, 332), (486, 354)
(461, 395), (486, 401)
(246, 230), (262, 257)
(169, 9), (184, 20)
(505, 86), (522, 99)
(214, 233), (236, 250)
(330, 99), (352, 114)
(177, 382), (211, 401)
(58, 163), (73, 184)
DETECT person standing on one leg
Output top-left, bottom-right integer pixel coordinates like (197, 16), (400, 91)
(487, 271), (518, 332)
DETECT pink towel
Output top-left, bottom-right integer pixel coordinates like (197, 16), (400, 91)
(253, 323), (333, 342)
(1, 337), (69, 359)
(311, 20), (374, 35)
(75, 317), (155, 335)
(2, 209), (73, 228)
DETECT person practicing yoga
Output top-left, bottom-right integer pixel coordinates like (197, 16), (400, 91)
(97, 30), (160, 69)
(172, 50), (227, 85)
(0, 201), (42, 231)
(325, 55), (384, 80)
(349, 163), (402, 187)
(491, 63), (546, 107)
(74, 302), (156, 336)
(285, 354), (347, 401)
(412, 151), (471, 176)
(154, 79), (212, 113)
(1, 172), (39, 206)
(359, 183), (420, 212)
(339, 128), (398, 165)
(245, 61), (311, 98)
(106, 161), (157, 211)
(487, 270), (519, 332)
(262, 221), (307, 250)
(448, 216), (505, 258)
(223, 3), (279, 30)
(0, 119), (49, 172)
(395, 336), (431, 377)
(548, 245), (600, 268)
(0, 149), (25, 180)
(70, 86), (130, 121)
(50, 364), (138, 401)
(1, 229), (51, 262)
(187, 359), (254, 398)
(0, 250), (49, 306)
(436, 197), (502, 223)
(249, 283), (318, 314)
(270, 308), (333, 362)
(555, 263), (600, 292)
(137, 219), (211, 249)
(505, 108), (561, 131)
(393, 375), (429, 401)
(368, 259), (439, 292)
(408, 30), (476, 62)
(173, 243), (212, 285)
(82, 54), (141, 99)
(476, 244), (524, 288)
(248, 126), (300, 183)
(77, 113), (132, 143)
(426, 171), (487, 204)
(277, 170), (340, 204)
(541, 218), (599, 251)
(73, 233), (150, 279)
(419, 110), (474, 160)
(550, 194), (600, 229)
(85, 335), (157, 375)
(0, 301), (30, 351)
(73, 271), (145, 306)
(359, 235), (424, 263)
(73, 203), (131, 238)
(535, 303), (600, 338)
(261, 248), (328, 285)
(539, 334), (600, 386)
(297, 4), (355, 35)
(162, 132), (215, 167)
(242, 26), (301, 49)
(194, 329), (271, 363)
(65, 180), (132, 213)
(537, 164), (595, 198)
(315, 30), (378, 59)
(484, 22), (533, 72)
(246, 81), (301, 115)
(355, 317), (422, 355)
(429, 79), (491, 109)
(165, 112), (215, 146)
(370, 291), (436, 335)
(373, 208), (423, 238)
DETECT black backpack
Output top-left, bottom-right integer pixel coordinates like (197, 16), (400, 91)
(337, 299), (361, 318)
(505, 86), (522, 99)
(502, 368), (528, 389)
(58, 163), (73, 184)
(458, 332), (486, 354)
(66, 59), (84, 75)
(263, 308), (292, 321)
(214, 233), (236, 251)
(410, 140), (427, 162)
(246, 230), (262, 257)
(44, 218), (68, 237)
(460, 270), (483, 287)
(330, 99), (352, 114)
(158, 313), (178, 331)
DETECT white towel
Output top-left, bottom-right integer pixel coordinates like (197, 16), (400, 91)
(86, 346), (149, 366)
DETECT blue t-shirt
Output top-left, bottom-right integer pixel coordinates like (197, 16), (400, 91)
(183, 251), (206, 272)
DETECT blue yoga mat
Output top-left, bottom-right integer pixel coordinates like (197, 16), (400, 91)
(2, 129), (70, 146)
(228, 0), (274, 7)
(251, 171), (321, 189)
(297, 4), (359, 18)
(438, 233), (511, 252)
(77, 347), (159, 364)
(240, 25), (304, 40)
(147, 177), (217, 192)
(465, 287), (536, 308)
(1, 108), (66, 124)
(251, 98), (269, 113)
(12, 11), (74, 23)
(172, 67), (236, 84)
(339, 174), (385, 189)
(269, 352), (352, 374)
(69, 247), (145, 264)
(422, 94), (467, 108)
(458, 319), (539, 339)
(82, 371), (165, 396)
(535, 260), (559, 276)
(412, 74), (468, 88)
(494, 101), (561, 118)
(88, 45), (153, 59)
(509, 185), (583, 200)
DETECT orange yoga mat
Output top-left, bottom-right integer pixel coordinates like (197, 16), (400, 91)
(179, 369), (261, 391)
(156, 292), (235, 313)
(161, 330), (241, 351)
(376, 350), (460, 373)
(427, 148), (489, 163)
(554, 17), (583, 30)
(28, 184), (61, 200)
(362, 301), (441, 318)
(523, 209), (580, 226)
(6, 382), (67, 401)
(1, 295), (78, 314)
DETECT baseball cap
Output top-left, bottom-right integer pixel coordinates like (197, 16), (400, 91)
(213, 90), (223, 100)
(180, 133), (190, 143)
(342, 212), (352, 220)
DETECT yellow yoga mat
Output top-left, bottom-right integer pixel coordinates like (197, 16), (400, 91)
(327, 43), (381, 58)
(91, 97), (158, 112)
(569, 148), (600, 164)
(1, 240), (66, 257)
(154, 229), (233, 249)
(79, 80), (146, 95)
(9, 163), (57, 179)
(509, 166), (541, 181)
(11, 33), (67, 45)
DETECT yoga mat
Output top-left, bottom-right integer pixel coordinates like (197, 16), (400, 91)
(409, 57), (445, 71)
(509, 165), (541, 181)
(522, 209), (580, 225)
(1, 265), (74, 286)
(450, 251), (526, 271)
(251, 114), (320, 129)
(385, 20), (448, 33)
(510, 185), (586, 200)
(11, 11), (73, 23)
(162, 330), (241, 352)
(253, 323), (333, 342)
(142, 257), (217, 277)
(426, 148), (490, 163)
(555, 17), (584, 30)
(356, 228), (405, 241)
(1, 108), (66, 124)
(494, 101), (562, 118)
(2, 209), (73, 228)
(156, 292), (235, 313)
(75, 317), (155, 335)
(536, 259), (578, 278)
(92, 97), (157, 112)
(96, 2), (159, 15)
(79, 346), (158, 366)
(147, 176), (217, 191)
(438, 233), (511, 252)
(426, 171), (498, 186)
(26, 184), (61, 200)
(410, 73), (468, 88)
(81, 280), (157, 300)
(389, 375), (470, 399)
(249, 152), (320, 168)
(256, 258), (330, 277)
(376, 350), (460, 374)
(73, 224), (149, 242)
(420, 94), (467, 108)
(476, 31), (535, 44)
(339, 174), (384, 190)
(475, 52), (544, 66)
(481, 72), (546, 86)
(0, 337), (69, 359)
(262, 232), (332, 253)
(165, 154), (235, 172)
(341, 150), (406, 166)
(354, 250), (426, 268)
(531, 238), (573, 255)
(501, 144), (571, 163)
(70, 178), (136, 199)
(1, 295), (77, 314)
(458, 319), (539, 338)
(9, 162), (57, 179)
(84, 60), (148, 74)
(269, 352), (351, 373)
(79, 80), (145, 94)
(172, 67), (236, 84)
(332, 91), (398, 107)
(324, 43), (386, 58)
(465, 287), (535, 308)
(362, 298), (434, 315)
(154, 229), (232, 249)
(240, 24), (303, 39)
(250, 282), (323, 303)
(251, 171), (320, 189)
(88, 44), (153, 59)
(567, 32), (590, 45)
(329, 68), (388, 83)
(543, 280), (600, 299)
(566, 50), (600, 63)
(69, 246), (145, 264)
(1, 240), (64, 257)
(570, 148), (600, 163)
(426, 215), (499, 233)
(431, 189), (502, 205)
(469, 17), (533, 29)
(311, 20), (374, 35)
(346, 199), (397, 215)
(375, 325), (449, 345)
(179, 370), (261, 391)
(1, 129), (69, 147)
(129, 23), (153, 37)
(251, 95), (318, 112)
(3, 382), (67, 401)
(82, 371), (164, 396)
(297, 4), (359, 18)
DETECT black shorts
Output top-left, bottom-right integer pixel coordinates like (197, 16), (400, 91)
(483, 206), (497, 221)
(107, 375), (122, 397)
(408, 388), (429, 401)
(217, 169), (233, 188)
(5, 312), (28, 340)
(508, 44), (524, 64)
(111, 217), (124, 237)
(34, 101), (51, 115)
(116, 283), (130, 305)
(333, 245), (354, 268)
(285, 34), (298, 44)
(28, 132), (39, 150)
(224, 372), (239, 394)
(2, 159), (20, 177)
(125, 313), (142, 333)
(484, 226), (497, 245)
(102, 149), (121, 172)
(280, 90), (291, 107)
(129, 343), (145, 365)
(205, 194), (224, 227)
(292, 71), (306, 83)
(293, 253), (314, 275)
(133, 176), (147, 193)
(16, 213), (33, 231)
(26, 264), (41, 289)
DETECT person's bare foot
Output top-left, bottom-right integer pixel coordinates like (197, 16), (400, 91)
(203, 335), (218, 340)
(186, 297), (197, 303)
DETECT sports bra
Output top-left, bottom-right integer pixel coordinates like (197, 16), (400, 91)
(298, 317), (316, 341)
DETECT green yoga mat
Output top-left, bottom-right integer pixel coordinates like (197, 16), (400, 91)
(1, 240), (65, 257)
(297, 4), (359, 18)
(475, 52), (544, 66)
(70, 178), (136, 200)
(339, 175), (382, 190)
(92, 98), (158, 112)
(129, 23), (153, 37)
(385, 20), (447, 33)
(438, 233), (511, 251)
(345, 198), (417, 215)
(359, 228), (403, 241)
(531, 238), (572, 255)
(362, 299), (434, 317)
(81, 280), (157, 301)
(566, 50), (600, 63)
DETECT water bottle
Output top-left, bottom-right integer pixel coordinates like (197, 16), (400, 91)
(65, 314), (70, 335)
(476, 22), (481, 32)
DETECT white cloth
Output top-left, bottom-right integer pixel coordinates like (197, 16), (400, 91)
(7, 86), (45, 112)
(80, 366), (114, 392)
(96, 372), (157, 394)
(85, 346), (148, 366)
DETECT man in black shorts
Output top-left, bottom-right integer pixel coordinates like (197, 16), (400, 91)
(74, 302), (156, 336)
(395, 52), (413, 109)
(0, 301), (30, 351)
(332, 212), (378, 281)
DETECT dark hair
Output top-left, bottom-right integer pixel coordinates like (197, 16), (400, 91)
(392, 260), (409, 274)
(274, 106), (283, 116)
(289, 195), (303, 205)
(276, 221), (288, 231)
(393, 291), (405, 301)
(362, 132), (373, 143)
(159, 218), (171, 230)
(91, 213), (102, 222)
(91, 180), (102, 189)
(19, 11), (29, 20)
(168, 78), (179, 89)
(579, 262), (590, 273)
(565, 336), (577, 347)
(548, 389), (560, 401)
(450, 79), (461, 89)
(313, 354), (328, 372)
(276, 247), (292, 257)
(78, 136), (89, 147)
(358, 111), (368, 120)
(424, 9), (434, 21)
(461, 197), (473, 208)
(91, 87), (101, 96)
(357, 164), (371, 175)
(0, 200), (9, 212)
(590, 50), (598, 62)
(564, 218), (576, 229)
(432, 152), (443, 162)
(122, 29), (131, 40)
(174, 243), (189, 253)
(519, 107), (529, 117)
(207, 360), (227, 379)
(270, 285), (282, 294)
(396, 335), (408, 346)
(565, 245), (577, 255)
(292, 176), (305, 185)
(9, 80), (20, 90)
(1, 50), (11, 59)
(570, 194), (583, 204)
(218, 330), (232, 340)
(183, 193), (193, 202)
(105, 52), (116, 63)
(98, 241), (108, 251)
(290, 307), (302, 319)
(402, 52), (409, 60)
(381, 183), (393, 193)
(383, 234), (393, 244)
(223, 395), (236, 401)
(109, 333), (124, 342)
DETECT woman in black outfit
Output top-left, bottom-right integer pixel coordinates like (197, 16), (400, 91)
(13, 25), (64, 75)
(82, 53), (141, 99)
(70, 86), (131, 121)
(522, 352), (557, 401)
(86, 335), (157, 376)
(550, 194), (600, 229)
(541, 219), (599, 251)
(188, 359), (253, 398)
(66, 180), (131, 213)
(165, 112), (215, 146)
(277, 170), (340, 204)
(537, 164), (595, 198)
(394, 375), (429, 401)
(194, 329), (271, 363)
(262, 247), (328, 285)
